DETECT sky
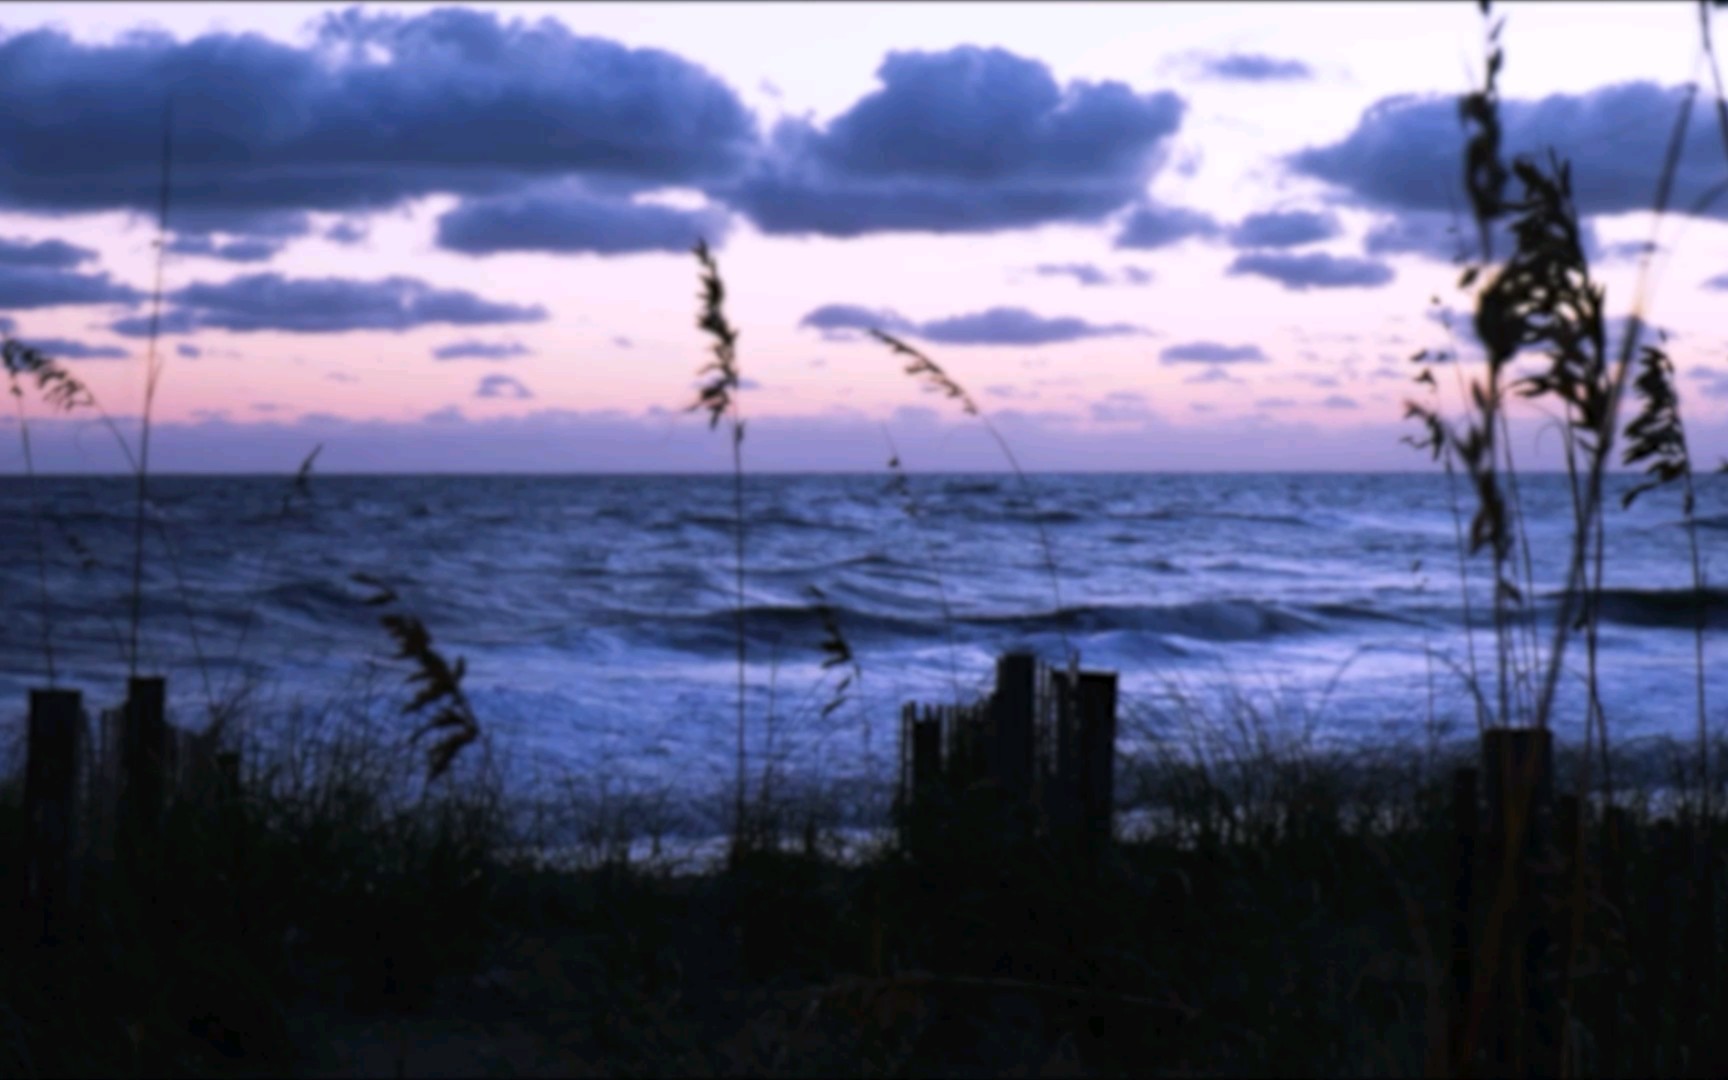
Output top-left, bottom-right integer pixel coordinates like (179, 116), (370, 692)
(1, 1), (1727, 472)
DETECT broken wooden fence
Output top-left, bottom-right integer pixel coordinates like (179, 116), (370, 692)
(16, 676), (237, 942)
(898, 652), (1117, 866)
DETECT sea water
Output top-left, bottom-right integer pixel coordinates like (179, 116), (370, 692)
(2, 472), (1723, 831)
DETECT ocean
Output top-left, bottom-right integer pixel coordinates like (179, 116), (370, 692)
(2, 472), (1724, 829)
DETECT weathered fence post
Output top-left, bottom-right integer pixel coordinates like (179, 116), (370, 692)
(118, 676), (168, 856)
(994, 653), (1037, 804)
(901, 704), (944, 857)
(1479, 727), (1556, 1079)
(1048, 670), (1079, 841)
(1077, 670), (1117, 863)
(21, 688), (83, 943)
(1451, 765), (1481, 1076)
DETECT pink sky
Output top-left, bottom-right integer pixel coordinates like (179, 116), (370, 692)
(0, 1), (1725, 472)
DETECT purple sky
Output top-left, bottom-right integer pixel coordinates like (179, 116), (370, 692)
(1, 2), (1726, 472)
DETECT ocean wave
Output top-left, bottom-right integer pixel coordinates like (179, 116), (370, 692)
(1583, 586), (1728, 630)
(632, 596), (1328, 655)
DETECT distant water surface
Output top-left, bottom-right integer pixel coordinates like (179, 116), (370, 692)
(2, 473), (1724, 820)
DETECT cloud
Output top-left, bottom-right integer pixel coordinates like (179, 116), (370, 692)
(176, 344), (201, 358)
(476, 373), (534, 400)
(1190, 52), (1314, 82)
(1031, 262), (1154, 287)
(1364, 210), (1602, 263)
(800, 303), (1144, 346)
(1705, 272), (1728, 290)
(613, 336), (633, 349)
(1291, 82), (1728, 222)
(436, 183), (732, 255)
(798, 304), (917, 340)
(0, 237), (96, 268)
(1256, 397), (1297, 409)
(107, 310), (201, 337)
(920, 307), (1144, 345)
(9, 404), (1725, 474)
(1227, 209), (1341, 249)
(1688, 365), (1728, 400)
(167, 235), (285, 263)
(110, 273), (548, 336)
(425, 405), (467, 424)
(723, 46), (1184, 236)
(0, 11), (757, 233)
(11, 336), (129, 360)
(1227, 251), (1394, 290)
(1033, 262), (1108, 287)
(1319, 393), (1360, 409)
(1089, 390), (1155, 423)
(1183, 366), (1243, 384)
(0, 266), (144, 309)
(325, 220), (368, 245)
(1112, 200), (1221, 249)
(432, 339), (534, 361)
(1600, 239), (1656, 262)
(1160, 341), (1267, 364)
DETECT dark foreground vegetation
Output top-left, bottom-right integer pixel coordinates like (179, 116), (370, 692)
(6, 1), (1728, 1075)
(7, 704), (1728, 1078)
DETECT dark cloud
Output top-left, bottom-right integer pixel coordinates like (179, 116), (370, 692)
(1031, 262), (1154, 287)
(12, 336), (129, 360)
(110, 273), (547, 336)
(1227, 251), (1394, 290)
(1160, 341), (1267, 364)
(432, 339), (533, 361)
(800, 303), (1143, 346)
(476, 373), (534, 400)
(1319, 393), (1359, 409)
(437, 184), (731, 255)
(176, 344), (201, 358)
(1291, 82), (1728, 222)
(1112, 200), (1221, 249)
(0, 11), (757, 234)
(1191, 53), (1314, 82)
(0, 237), (97, 269)
(0, 266), (144, 309)
(1705, 272), (1728, 290)
(425, 405), (467, 424)
(724, 46), (1184, 236)
(1227, 209), (1341, 249)
(167, 235), (286, 263)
